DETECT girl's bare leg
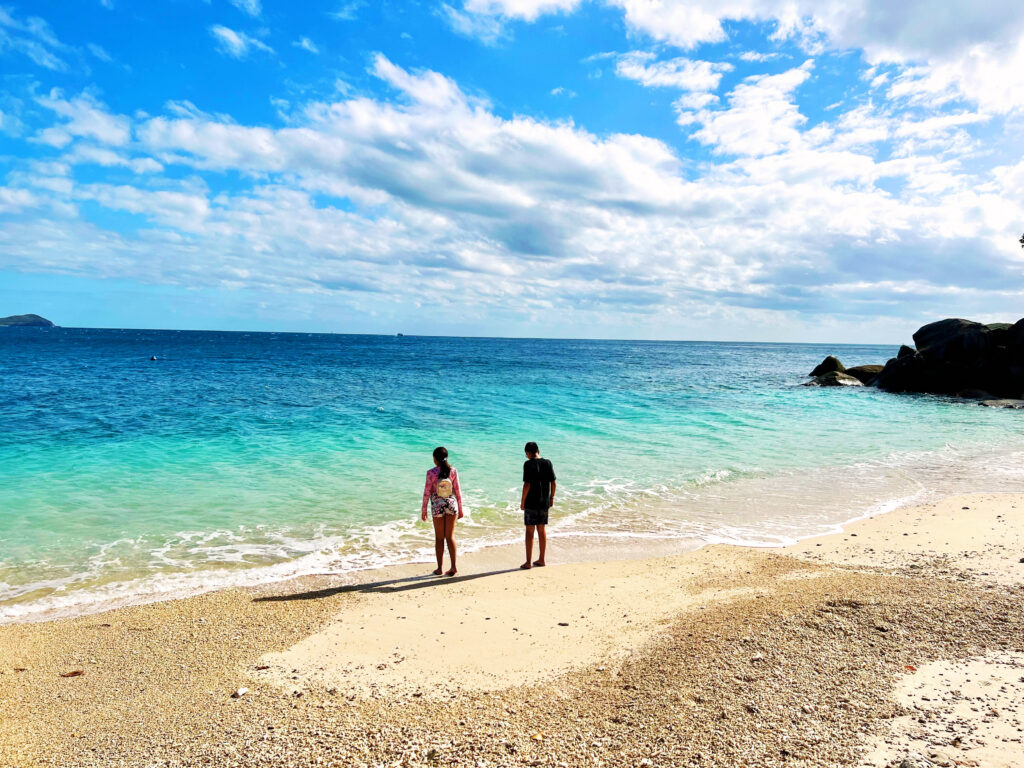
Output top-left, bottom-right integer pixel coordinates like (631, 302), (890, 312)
(521, 525), (535, 569)
(444, 515), (457, 576)
(432, 516), (445, 575)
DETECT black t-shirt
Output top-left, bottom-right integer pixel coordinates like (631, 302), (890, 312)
(523, 458), (556, 510)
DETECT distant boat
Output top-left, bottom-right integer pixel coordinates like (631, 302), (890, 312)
(396, 333), (404, 337)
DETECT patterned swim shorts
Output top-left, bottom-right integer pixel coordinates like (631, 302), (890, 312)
(431, 496), (458, 518)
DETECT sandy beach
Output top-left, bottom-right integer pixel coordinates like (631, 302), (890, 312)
(2, 493), (1023, 768)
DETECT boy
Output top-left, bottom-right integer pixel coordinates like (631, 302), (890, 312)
(520, 441), (556, 570)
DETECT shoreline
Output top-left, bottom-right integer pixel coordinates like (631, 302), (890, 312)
(0, 481), (971, 627)
(2, 492), (1023, 767)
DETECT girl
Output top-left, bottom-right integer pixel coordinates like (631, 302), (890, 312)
(420, 446), (464, 576)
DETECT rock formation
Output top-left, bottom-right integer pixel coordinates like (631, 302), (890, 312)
(806, 317), (1024, 402)
(803, 371), (864, 387)
(809, 356), (845, 377)
(874, 318), (1024, 398)
(843, 365), (884, 385)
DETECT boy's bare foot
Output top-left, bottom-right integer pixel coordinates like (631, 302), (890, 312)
(519, 562), (532, 570)
(432, 568), (443, 576)
(533, 560), (545, 567)
(445, 568), (457, 577)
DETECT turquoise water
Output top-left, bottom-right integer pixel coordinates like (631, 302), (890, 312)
(2, 328), (1023, 621)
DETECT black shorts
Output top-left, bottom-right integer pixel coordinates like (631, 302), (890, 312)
(524, 508), (549, 526)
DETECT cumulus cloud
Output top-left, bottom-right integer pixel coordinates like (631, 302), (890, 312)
(678, 61), (813, 156)
(451, 0), (1024, 111)
(4, 52), (1022, 331)
(440, 4), (508, 43)
(35, 91), (132, 147)
(443, 0), (582, 40)
(209, 25), (273, 59)
(615, 51), (731, 92)
(461, 0), (581, 21)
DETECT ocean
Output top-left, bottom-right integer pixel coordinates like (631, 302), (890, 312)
(2, 328), (1023, 622)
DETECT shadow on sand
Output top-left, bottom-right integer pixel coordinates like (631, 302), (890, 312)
(253, 568), (519, 602)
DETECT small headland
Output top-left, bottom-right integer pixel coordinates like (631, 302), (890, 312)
(0, 314), (56, 328)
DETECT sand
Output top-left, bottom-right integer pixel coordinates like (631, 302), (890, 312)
(862, 652), (1024, 767)
(1, 492), (1023, 767)
(256, 551), (818, 698)
(787, 493), (1024, 586)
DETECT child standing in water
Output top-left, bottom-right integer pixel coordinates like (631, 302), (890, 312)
(421, 446), (463, 576)
(520, 441), (556, 570)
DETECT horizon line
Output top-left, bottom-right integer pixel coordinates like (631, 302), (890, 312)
(5, 323), (906, 347)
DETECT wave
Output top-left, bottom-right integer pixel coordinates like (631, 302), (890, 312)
(4, 438), (1024, 624)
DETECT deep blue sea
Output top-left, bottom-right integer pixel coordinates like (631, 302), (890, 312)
(2, 328), (1023, 621)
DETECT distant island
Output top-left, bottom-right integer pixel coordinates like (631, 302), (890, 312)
(0, 314), (56, 328)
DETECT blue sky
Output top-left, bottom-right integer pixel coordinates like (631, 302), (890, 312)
(1, 0), (1023, 341)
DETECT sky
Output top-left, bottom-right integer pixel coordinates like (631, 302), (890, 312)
(1, 0), (1023, 342)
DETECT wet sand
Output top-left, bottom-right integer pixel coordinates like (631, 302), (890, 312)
(1, 493), (1022, 767)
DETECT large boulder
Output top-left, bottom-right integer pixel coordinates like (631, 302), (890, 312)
(803, 371), (864, 387)
(1010, 318), (1024, 349)
(981, 399), (1024, 409)
(844, 364), (884, 385)
(873, 352), (927, 392)
(809, 356), (845, 377)
(913, 319), (1004, 366)
(897, 344), (915, 359)
(912, 318), (982, 352)
(876, 316), (1024, 397)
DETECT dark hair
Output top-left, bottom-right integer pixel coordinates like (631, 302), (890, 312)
(433, 446), (451, 479)
(524, 441), (539, 455)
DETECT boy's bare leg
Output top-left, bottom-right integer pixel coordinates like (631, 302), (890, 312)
(521, 525), (535, 569)
(444, 514), (457, 576)
(431, 516), (445, 575)
(534, 524), (546, 566)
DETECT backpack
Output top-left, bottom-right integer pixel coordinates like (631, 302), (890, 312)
(436, 476), (453, 499)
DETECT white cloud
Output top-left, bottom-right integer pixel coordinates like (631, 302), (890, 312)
(615, 51), (731, 92)
(738, 51), (783, 62)
(607, 0), (731, 49)
(680, 61), (813, 156)
(63, 144), (164, 174)
(35, 91), (132, 147)
(461, 0), (581, 22)
(0, 6), (69, 70)
(87, 42), (112, 62)
(229, 0), (262, 17)
(370, 53), (468, 108)
(449, 0), (1024, 111)
(443, 0), (582, 40)
(293, 37), (319, 54)
(6, 56), (1024, 330)
(330, 1), (364, 21)
(440, 4), (507, 43)
(209, 25), (274, 59)
(0, 186), (37, 213)
(601, 0), (1024, 63)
